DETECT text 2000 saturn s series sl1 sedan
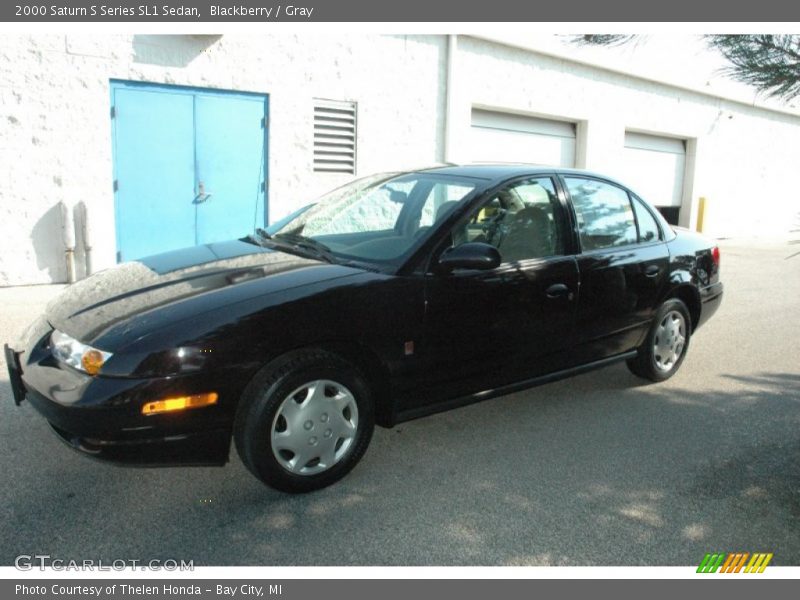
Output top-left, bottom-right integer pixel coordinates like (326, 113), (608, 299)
(5, 165), (723, 493)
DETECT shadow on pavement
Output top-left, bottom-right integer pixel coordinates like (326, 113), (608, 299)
(1, 364), (798, 566)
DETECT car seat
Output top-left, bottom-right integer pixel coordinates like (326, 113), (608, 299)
(498, 206), (554, 262)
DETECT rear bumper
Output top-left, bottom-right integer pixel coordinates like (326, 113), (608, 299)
(6, 322), (236, 467)
(697, 281), (723, 330)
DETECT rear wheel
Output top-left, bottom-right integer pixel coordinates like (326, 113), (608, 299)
(234, 350), (374, 493)
(627, 298), (692, 382)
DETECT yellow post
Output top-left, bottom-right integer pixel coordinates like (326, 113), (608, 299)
(696, 196), (706, 233)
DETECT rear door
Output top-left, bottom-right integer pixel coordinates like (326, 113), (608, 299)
(561, 175), (670, 365)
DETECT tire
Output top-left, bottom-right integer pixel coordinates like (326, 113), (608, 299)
(627, 298), (692, 382)
(234, 349), (375, 493)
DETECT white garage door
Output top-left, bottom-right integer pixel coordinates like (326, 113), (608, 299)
(468, 109), (576, 167)
(622, 132), (686, 208)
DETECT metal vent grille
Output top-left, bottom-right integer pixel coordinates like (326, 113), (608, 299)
(313, 99), (357, 174)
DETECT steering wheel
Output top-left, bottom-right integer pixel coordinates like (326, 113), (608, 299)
(480, 208), (508, 246)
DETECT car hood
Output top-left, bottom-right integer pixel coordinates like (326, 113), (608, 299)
(45, 239), (357, 347)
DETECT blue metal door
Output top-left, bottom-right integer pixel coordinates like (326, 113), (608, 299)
(111, 81), (268, 261)
(112, 87), (196, 260)
(194, 94), (267, 245)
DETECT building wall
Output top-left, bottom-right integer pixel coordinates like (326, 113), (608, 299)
(0, 34), (447, 285)
(0, 33), (798, 286)
(451, 37), (800, 238)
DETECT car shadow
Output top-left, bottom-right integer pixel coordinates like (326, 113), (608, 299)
(2, 364), (798, 566)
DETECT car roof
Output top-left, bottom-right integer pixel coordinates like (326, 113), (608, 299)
(416, 163), (626, 186)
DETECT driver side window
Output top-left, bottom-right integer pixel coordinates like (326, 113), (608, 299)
(449, 177), (565, 263)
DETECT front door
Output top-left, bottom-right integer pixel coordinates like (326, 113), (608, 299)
(111, 81), (268, 261)
(412, 176), (579, 409)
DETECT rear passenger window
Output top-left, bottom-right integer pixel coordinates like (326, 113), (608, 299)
(631, 196), (661, 243)
(565, 177), (637, 251)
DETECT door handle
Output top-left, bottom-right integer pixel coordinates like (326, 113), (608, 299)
(545, 283), (571, 299)
(644, 265), (661, 278)
(194, 181), (212, 204)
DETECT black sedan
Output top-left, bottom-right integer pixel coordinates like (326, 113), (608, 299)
(5, 165), (723, 493)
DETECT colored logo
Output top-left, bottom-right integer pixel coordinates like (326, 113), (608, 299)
(697, 552), (773, 573)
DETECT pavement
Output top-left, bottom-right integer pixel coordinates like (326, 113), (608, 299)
(1, 239), (798, 566)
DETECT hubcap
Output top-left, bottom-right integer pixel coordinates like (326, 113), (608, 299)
(270, 379), (359, 476)
(653, 310), (686, 372)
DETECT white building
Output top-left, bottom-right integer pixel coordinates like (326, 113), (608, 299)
(1, 33), (798, 285)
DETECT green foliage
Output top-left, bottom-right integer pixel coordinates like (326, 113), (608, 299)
(705, 35), (800, 100)
(568, 35), (639, 47)
(569, 34), (800, 100)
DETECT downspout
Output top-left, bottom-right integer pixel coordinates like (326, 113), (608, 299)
(59, 201), (76, 284)
(443, 34), (458, 164)
(78, 202), (93, 277)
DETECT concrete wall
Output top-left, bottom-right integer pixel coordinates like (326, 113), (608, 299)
(1, 33), (798, 285)
(452, 37), (800, 238)
(0, 34), (447, 285)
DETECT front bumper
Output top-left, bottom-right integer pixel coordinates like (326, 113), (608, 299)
(4, 343), (26, 405)
(46, 421), (230, 467)
(6, 320), (236, 467)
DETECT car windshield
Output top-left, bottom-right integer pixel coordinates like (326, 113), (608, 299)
(269, 171), (478, 265)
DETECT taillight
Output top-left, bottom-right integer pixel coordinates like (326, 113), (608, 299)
(711, 246), (720, 267)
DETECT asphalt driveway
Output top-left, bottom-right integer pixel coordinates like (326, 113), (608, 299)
(1, 239), (798, 566)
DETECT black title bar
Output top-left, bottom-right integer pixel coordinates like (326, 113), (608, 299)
(4, 0), (800, 22)
(4, 579), (799, 600)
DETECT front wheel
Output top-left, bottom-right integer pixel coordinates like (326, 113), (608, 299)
(627, 298), (692, 382)
(234, 350), (375, 493)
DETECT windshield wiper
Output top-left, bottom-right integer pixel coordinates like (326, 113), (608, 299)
(273, 233), (337, 264)
(243, 228), (274, 248)
(246, 229), (337, 264)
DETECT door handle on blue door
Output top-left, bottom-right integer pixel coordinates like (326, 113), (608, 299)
(545, 283), (571, 299)
(194, 181), (212, 203)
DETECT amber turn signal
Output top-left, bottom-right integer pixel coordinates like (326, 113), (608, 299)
(141, 392), (218, 415)
(81, 349), (106, 375)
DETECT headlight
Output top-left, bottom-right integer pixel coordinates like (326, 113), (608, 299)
(50, 330), (113, 376)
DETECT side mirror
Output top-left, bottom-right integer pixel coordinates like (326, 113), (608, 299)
(438, 242), (501, 273)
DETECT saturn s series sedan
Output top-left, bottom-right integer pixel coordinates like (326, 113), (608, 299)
(5, 165), (723, 493)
